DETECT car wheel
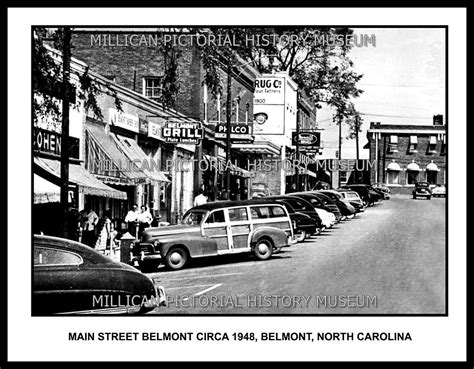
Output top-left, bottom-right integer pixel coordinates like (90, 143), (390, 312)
(347, 214), (355, 219)
(295, 230), (306, 243)
(164, 247), (188, 270)
(254, 239), (273, 260)
(413, 195), (416, 199)
(313, 227), (322, 236)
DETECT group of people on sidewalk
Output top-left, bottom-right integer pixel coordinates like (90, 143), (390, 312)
(77, 204), (154, 249)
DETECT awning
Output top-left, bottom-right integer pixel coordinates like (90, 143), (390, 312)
(387, 161), (402, 171)
(407, 161), (421, 171)
(232, 135), (281, 156)
(203, 155), (254, 178)
(85, 124), (149, 185)
(34, 157), (127, 200)
(426, 161), (440, 171)
(113, 135), (171, 183)
(34, 174), (60, 204)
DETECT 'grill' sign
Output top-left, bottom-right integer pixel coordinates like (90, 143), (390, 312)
(162, 122), (204, 145)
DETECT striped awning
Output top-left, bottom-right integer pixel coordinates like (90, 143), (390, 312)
(34, 157), (127, 201)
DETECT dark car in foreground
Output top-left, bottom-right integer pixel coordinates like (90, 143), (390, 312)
(413, 182), (432, 199)
(33, 235), (166, 315)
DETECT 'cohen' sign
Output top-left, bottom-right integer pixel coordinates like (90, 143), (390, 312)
(292, 131), (321, 147)
(162, 122), (204, 145)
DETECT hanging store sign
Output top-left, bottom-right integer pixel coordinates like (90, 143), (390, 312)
(292, 131), (321, 148)
(162, 121), (204, 145)
(109, 108), (139, 133)
(214, 124), (252, 140)
(139, 118), (149, 135)
(33, 127), (80, 159)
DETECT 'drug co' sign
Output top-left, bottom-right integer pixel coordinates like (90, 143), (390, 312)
(162, 121), (204, 145)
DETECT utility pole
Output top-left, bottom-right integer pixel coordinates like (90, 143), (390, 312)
(225, 61), (232, 200)
(355, 114), (360, 183)
(338, 112), (342, 188)
(295, 111), (300, 192)
(60, 27), (71, 238)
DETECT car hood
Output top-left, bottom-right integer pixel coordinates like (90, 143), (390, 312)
(142, 224), (200, 241)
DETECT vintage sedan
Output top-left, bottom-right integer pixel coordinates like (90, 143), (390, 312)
(33, 235), (166, 315)
(131, 200), (296, 271)
(314, 190), (357, 219)
(432, 184), (446, 197)
(413, 182), (432, 199)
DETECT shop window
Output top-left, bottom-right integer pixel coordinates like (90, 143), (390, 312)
(427, 171), (438, 185)
(143, 77), (163, 100)
(407, 171), (419, 185)
(408, 136), (418, 153)
(428, 136), (437, 154)
(387, 170), (400, 185)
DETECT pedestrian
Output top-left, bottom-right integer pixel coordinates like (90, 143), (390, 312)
(95, 210), (112, 251)
(124, 203), (139, 237)
(80, 206), (99, 247)
(138, 205), (153, 235)
(193, 190), (208, 207)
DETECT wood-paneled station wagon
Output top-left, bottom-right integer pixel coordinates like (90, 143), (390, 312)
(131, 200), (296, 271)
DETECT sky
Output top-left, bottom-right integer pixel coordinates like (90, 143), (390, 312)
(316, 28), (446, 159)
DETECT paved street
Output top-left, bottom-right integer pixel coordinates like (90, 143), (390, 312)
(148, 195), (446, 315)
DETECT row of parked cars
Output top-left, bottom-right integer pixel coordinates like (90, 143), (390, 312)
(130, 183), (390, 272)
(33, 183), (389, 315)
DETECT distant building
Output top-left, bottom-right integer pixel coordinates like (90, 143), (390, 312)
(366, 116), (446, 194)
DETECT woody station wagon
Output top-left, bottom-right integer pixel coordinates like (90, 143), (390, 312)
(131, 200), (296, 271)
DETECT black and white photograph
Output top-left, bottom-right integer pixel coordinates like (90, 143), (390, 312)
(6, 6), (467, 363)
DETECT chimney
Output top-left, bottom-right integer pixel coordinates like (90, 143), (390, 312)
(433, 114), (443, 126)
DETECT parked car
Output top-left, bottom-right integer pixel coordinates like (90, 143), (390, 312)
(265, 195), (324, 228)
(313, 207), (337, 228)
(336, 190), (366, 213)
(431, 184), (446, 197)
(371, 183), (391, 199)
(413, 182), (432, 199)
(131, 200), (296, 271)
(291, 192), (343, 222)
(342, 184), (383, 206)
(314, 190), (357, 219)
(249, 198), (321, 242)
(33, 235), (166, 315)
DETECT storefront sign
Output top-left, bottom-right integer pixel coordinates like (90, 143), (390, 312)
(292, 131), (321, 147)
(162, 121), (204, 145)
(148, 121), (163, 140)
(214, 124), (252, 140)
(109, 108), (139, 133)
(33, 127), (80, 159)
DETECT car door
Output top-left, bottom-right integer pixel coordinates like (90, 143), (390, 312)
(227, 207), (251, 251)
(202, 209), (231, 253)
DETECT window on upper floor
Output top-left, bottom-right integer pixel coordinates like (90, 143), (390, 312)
(143, 77), (163, 100)
(388, 135), (399, 153)
(408, 135), (418, 153)
(428, 135), (437, 154)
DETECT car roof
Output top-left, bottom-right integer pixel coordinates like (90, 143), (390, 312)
(191, 199), (286, 212)
(34, 234), (113, 263)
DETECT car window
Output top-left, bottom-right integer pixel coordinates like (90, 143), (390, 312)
(182, 211), (206, 225)
(34, 247), (82, 266)
(269, 206), (286, 218)
(228, 207), (248, 222)
(205, 210), (226, 224)
(250, 206), (270, 219)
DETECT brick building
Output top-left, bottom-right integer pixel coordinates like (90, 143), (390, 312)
(366, 117), (446, 194)
(71, 29), (261, 200)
